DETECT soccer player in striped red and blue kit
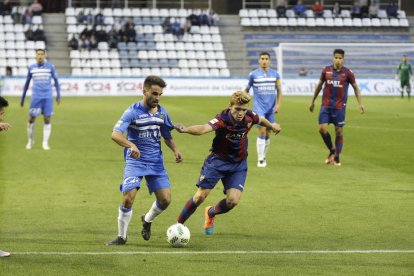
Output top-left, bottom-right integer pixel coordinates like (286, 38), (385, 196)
(21, 49), (61, 150)
(175, 91), (281, 235)
(309, 49), (365, 166)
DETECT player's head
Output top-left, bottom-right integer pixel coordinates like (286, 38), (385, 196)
(143, 75), (167, 108)
(229, 91), (251, 122)
(0, 96), (9, 121)
(35, 49), (46, 64)
(258, 52), (271, 70)
(332, 49), (345, 69)
(5, 66), (12, 76)
(402, 55), (408, 63)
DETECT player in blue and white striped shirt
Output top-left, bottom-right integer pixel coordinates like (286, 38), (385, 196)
(106, 76), (184, 246)
(20, 49), (61, 150)
(245, 52), (282, 167)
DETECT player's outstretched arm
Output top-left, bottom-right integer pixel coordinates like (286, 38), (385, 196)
(111, 130), (140, 159)
(309, 80), (323, 112)
(164, 138), (183, 163)
(258, 117), (281, 135)
(175, 123), (213, 135)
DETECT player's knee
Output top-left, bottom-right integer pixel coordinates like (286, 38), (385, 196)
(122, 197), (134, 208)
(193, 193), (207, 205)
(158, 197), (171, 208)
(226, 198), (239, 209)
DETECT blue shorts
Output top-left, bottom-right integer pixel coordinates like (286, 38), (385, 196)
(120, 163), (170, 194)
(318, 107), (346, 127)
(196, 153), (247, 193)
(254, 107), (275, 124)
(29, 97), (54, 117)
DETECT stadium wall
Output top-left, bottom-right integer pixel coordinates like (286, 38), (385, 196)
(1, 77), (403, 96)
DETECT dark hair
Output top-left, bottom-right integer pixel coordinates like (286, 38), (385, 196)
(35, 49), (46, 53)
(143, 75), (167, 89)
(0, 96), (9, 108)
(333, 49), (345, 56)
(259, 52), (271, 58)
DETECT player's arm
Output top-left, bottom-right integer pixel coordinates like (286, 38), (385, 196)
(175, 123), (214, 135)
(395, 64), (401, 80)
(309, 80), (324, 112)
(258, 117), (281, 135)
(51, 65), (61, 104)
(275, 79), (282, 113)
(111, 130), (140, 159)
(244, 72), (253, 94)
(21, 70), (32, 107)
(164, 138), (183, 163)
(351, 82), (365, 114)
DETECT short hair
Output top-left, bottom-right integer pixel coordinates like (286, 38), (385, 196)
(35, 49), (46, 53)
(0, 96), (9, 108)
(230, 91), (251, 106)
(259, 52), (271, 58)
(143, 75), (167, 89)
(333, 49), (345, 56)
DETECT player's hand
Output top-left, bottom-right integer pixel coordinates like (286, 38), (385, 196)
(20, 101), (24, 107)
(359, 104), (365, 114)
(129, 145), (140, 160)
(271, 123), (281, 135)
(56, 98), (61, 105)
(309, 102), (315, 112)
(395, 75), (399, 81)
(174, 150), (184, 163)
(0, 122), (12, 131)
(274, 104), (280, 114)
(174, 123), (186, 133)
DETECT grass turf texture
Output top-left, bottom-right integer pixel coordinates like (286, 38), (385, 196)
(0, 96), (413, 275)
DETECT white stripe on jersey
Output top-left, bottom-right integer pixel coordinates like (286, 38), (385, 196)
(252, 83), (276, 87)
(253, 77), (277, 82)
(134, 117), (164, 124)
(129, 125), (160, 131)
(31, 68), (52, 74)
(32, 73), (52, 77)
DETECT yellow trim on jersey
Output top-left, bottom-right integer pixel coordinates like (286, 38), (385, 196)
(276, 79), (281, 85)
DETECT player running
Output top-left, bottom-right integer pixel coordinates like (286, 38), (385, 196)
(309, 49), (365, 166)
(175, 91), (281, 235)
(21, 49), (61, 150)
(396, 55), (412, 100)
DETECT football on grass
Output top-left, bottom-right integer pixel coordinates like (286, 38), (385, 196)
(166, 223), (190, 247)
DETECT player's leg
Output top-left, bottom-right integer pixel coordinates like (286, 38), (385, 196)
(333, 126), (344, 166)
(257, 126), (267, 167)
(262, 112), (275, 166)
(42, 98), (54, 150)
(204, 163), (246, 235)
(318, 107), (335, 164)
(177, 187), (211, 224)
(106, 174), (143, 246)
(406, 82), (411, 100)
(26, 99), (42, 149)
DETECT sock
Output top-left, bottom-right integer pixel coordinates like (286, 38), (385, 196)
(27, 122), (34, 142)
(177, 198), (199, 224)
(208, 198), (233, 218)
(320, 132), (334, 154)
(118, 204), (132, 239)
(144, 200), (165, 223)
(256, 136), (266, 161)
(264, 137), (270, 160)
(43, 123), (51, 145)
(335, 134), (343, 159)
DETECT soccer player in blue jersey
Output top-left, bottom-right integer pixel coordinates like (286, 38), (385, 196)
(20, 49), (61, 150)
(309, 49), (365, 166)
(244, 52), (282, 168)
(106, 76), (183, 246)
(175, 91), (281, 235)
(0, 96), (11, 257)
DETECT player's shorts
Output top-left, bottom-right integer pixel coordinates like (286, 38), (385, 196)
(400, 79), (411, 90)
(120, 163), (170, 194)
(196, 153), (247, 193)
(29, 97), (54, 117)
(253, 107), (275, 126)
(319, 106), (346, 127)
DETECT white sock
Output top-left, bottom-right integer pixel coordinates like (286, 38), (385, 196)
(144, 201), (164, 223)
(118, 206), (132, 239)
(264, 138), (270, 159)
(27, 123), (34, 142)
(43, 124), (51, 145)
(256, 137), (266, 161)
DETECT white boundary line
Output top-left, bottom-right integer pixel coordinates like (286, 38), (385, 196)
(10, 250), (414, 255)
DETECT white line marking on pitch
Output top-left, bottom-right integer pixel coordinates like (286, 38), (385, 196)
(10, 250), (414, 255)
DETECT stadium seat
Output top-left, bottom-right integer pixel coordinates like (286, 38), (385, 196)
(390, 18), (400, 27)
(343, 17), (353, 27)
(268, 9), (277, 18)
(377, 9), (387, 18)
(397, 10), (406, 18)
(269, 18), (278, 26)
(307, 18), (316, 27)
(250, 17), (260, 26)
(315, 17), (325, 26)
(278, 17), (288, 27)
(286, 9), (295, 18)
(241, 18), (251, 26)
(362, 18), (372, 27)
(323, 10), (332, 18)
(248, 9), (258, 18)
(297, 18), (307, 27)
(325, 18), (334, 27)
(340, 10), (351, 18)
(334, 18), (344, 27)
(371, 18), (381, 27)
(305, 10), (314, 18)
(259, 18), (269, 26)
(380, 18), (390, 27)
(353, 18), (362, 27)
(400, 19), (409, 27)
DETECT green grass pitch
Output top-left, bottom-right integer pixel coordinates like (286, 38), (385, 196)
(0, 96), (413, 275)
